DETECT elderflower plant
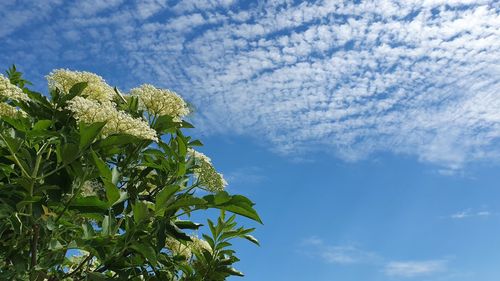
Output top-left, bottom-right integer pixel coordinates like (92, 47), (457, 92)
(47, 69), (115, 102)
(66, 96), (158, 141)
(0, 74), (29, 102)
(189, 148), (227, 192)
(130, 84), (189, 121)
(0, 103), (26, 118)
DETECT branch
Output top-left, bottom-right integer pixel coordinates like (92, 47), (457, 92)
(29, 224), (40, 280)
(62, 254), (93, 279)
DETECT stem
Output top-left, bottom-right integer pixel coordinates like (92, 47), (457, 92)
(0, 132), (30, 178)
(54, 173), (89, 223)
(62, 254), (93, 279)
(29, 224), (40, 280)
(28, 143), (46, 215)
(38, 152), (82, 179)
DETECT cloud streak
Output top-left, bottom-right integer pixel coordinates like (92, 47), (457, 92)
(1, 0), (499, 168)
(301, 236), (450, 278)
(450, 208), (492, 219)
(384, 260), (447, 278)
(301, 236), (380, 265)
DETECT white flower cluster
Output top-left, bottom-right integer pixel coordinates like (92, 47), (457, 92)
(0, 74), (29, 102)
(66, 96), (158, 141)
(190, 236), (212, 254)
(189, 148), (227, 192)
(80, 180), (102, 197)
(47, 69), (115, 102)
(165, 237), (192, 260)
(0, 103), (26, 118)
(130, 84), (189, 120)
(165, 235), (212, 261)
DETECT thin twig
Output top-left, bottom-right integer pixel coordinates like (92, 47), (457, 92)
(62, 254), (93, 279)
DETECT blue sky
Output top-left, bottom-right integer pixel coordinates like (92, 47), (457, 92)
(1, 0), (500, 280)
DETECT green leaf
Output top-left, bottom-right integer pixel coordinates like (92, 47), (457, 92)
(224, 267), (244, 277)
(243, 235), (260, 246)
(204, 194), (262, 223)
(130, 242), (158, 266)
(174, 220), (203, 230)
(102, 215), (114, 236)
(96, 134), (142, 149)
(15, 196), (42, 211)
(111, 166), (120, 185)
(69, 197), (108, 213)
(177, 136), (187, 156)
(181, 120), (195, 128)
(58, 82), (87, 106)
(133, 201), (149, 224)
(62, 143), (79, 165)
(165, 220), (192, 241)
(87, 272), (107, 281)
(154, 115), (176, 132)
(156, 220), (167, 253)
(33, 120), (52, 131)
(0, 132), (21, 153)
(155, 185), (181, 216)
(131, 242), (158, 266)
(214, 191), (231, 205)
(49, 239), (63, 250)
(188, 139), (203, 146)
(91, 150), (112, 180)
(219, 204), (262, 224)
(165, 196), (207, 212)
(82, 222), (96, 239)
(79, 122), (106, 150)
(103, 180), (120, 206)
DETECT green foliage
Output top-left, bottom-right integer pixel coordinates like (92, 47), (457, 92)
(0, 66), (261, 280)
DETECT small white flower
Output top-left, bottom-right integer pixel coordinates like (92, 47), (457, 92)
(0, 102), (27, 118)
(0, 75), (29, 102)
(130, 84), (189, 120)
(80, 180), (102, 197)
(47, 69), (115, 102)
(165, 237), (192, 260)
(190, 236), (212, 254)
(189, 148), (227, 192)
(66, 96), (158, 141)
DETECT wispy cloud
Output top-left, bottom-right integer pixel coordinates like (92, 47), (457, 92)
(224, 166), (266, 187)
(1, 1), (499, 169)
(301, 236), (380, 265)
(450, 208), (492, 219)
(384, 260), (448, 278)
(301, 236), (452, 278)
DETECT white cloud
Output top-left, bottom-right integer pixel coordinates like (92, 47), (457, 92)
(301, 236), (379, 265)
(225, 166), (265, 187)
(384, 260), (447, 278)
(450, 208), (492, 219)
(302, 236), (452, 278)
(1, 0), (499, 169)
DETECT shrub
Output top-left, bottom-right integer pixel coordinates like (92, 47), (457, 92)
(0, 66), (261, 280)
